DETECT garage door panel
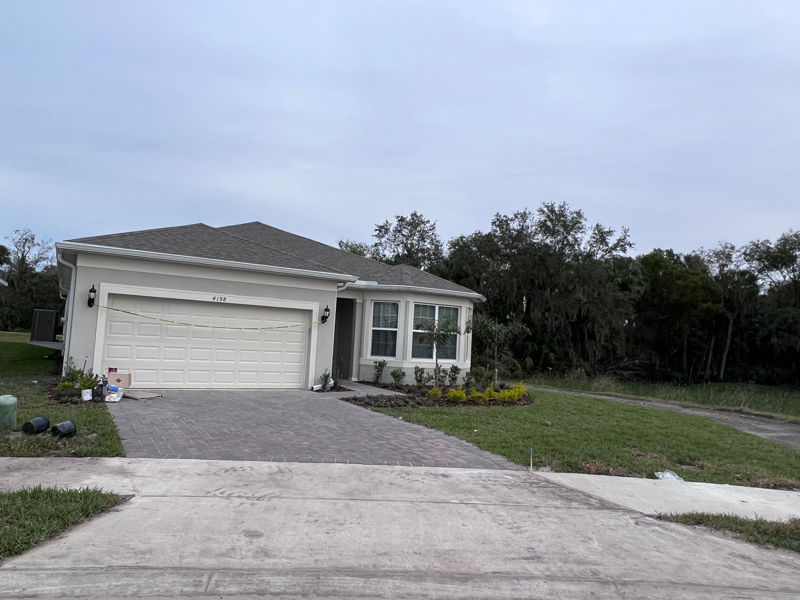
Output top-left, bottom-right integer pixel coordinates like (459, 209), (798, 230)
(162, 370), (185, 384)
(106, 345), (131, 359)
(138, 323), (162, 337)
(285, 351), (304, 364)
(237, 371), (258, 384)
(213, 371), (235, 384)
(134, 369), (158, 384)
(283, 373), (303, 385)
(214, 349), (236, 362)
(164, 347), (186, 361)
(189, 348), (212, 361)
(141, 300), (164, 314)
(240, 350), (259, 363)
(135, 346), (160, 360)
(165, 326), (188, 339)
(108, 321), (133, 336)
(190, 327), (213, 340)
(188, 371), (210, 384)
(101, 294), (310, 388)
(262, 351), (282, 363)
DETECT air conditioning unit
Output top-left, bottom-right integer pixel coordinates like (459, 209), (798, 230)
(30, 310), (58, 342)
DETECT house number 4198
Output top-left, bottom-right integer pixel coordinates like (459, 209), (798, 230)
(212, 296), (227, 302)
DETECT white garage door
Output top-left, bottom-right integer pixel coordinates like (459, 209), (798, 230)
(100, 294), (310, 388)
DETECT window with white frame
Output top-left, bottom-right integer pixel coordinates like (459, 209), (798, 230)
(371, 302), (399, 357)
(412, 304), (459, 360)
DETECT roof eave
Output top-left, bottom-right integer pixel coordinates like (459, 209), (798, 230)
(56, 242), (359, 283)
(342, 282), (484, 302)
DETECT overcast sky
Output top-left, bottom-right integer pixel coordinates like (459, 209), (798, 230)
(1, 1), (798, 256)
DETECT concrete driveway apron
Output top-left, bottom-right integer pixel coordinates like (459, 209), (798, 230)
(108, 389), (519, 469)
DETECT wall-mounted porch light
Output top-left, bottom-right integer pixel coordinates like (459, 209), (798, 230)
(88, 285), (97, 308)
(321, 305), (331, 324)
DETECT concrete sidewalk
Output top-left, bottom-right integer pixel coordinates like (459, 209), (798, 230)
(539, 472), (800, 521)
(1, 458), (800, 599)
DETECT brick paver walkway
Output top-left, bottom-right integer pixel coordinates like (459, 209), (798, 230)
(107, 390), (520, 469)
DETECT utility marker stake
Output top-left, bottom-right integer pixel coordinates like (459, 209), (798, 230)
(530, 447), (533, 471)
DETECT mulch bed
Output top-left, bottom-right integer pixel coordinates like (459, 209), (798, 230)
(340, 392), (534, 409)
(315, 386), (352, 393)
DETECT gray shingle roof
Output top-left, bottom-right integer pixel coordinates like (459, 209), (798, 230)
(220, 222), (476, 294)
(67, 221), (478, 295)
(68, 224), (345, 275)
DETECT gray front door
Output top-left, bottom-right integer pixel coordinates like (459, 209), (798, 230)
(332, 298), (355, 379)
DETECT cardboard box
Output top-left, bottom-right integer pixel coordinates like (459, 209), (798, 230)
(107, 372), (131, 387)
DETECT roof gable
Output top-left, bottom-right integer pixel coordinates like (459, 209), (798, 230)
(68, 223), (347, 275)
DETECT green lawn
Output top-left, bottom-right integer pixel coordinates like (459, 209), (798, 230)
(0, 341), (124, 457)
(376, 391), (800, 488)
(1, 486), (123, 561)
(660, 513), (800, 554)
(524, 374), (800, 421)
(0, 331), (30, 343)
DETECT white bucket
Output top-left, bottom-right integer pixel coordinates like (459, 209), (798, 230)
(81, 389), (93, 402)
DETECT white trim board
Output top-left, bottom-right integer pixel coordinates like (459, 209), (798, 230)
(92, 283), (320, 388)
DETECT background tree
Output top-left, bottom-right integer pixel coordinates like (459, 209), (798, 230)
(0, 229), (62, 331)
(701, 243), (759, 381)
(447, 203), (635, 374)
(336, 238), (383, 261)
(342, 207), (800, 385)
(0, 244), (9, 284)
(467, 314), (530, 376)
(742, 231), (800, 382)
(337, 212), (444, 270)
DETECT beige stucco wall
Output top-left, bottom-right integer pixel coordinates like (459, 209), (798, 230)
(66, 253), (339, 388)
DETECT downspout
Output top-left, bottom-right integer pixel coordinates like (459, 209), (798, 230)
(57, 252), (77, 376)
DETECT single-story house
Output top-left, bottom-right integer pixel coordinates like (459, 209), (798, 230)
(55, 222), (483, 389)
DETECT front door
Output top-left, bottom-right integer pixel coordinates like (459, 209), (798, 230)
(332, 298), (354, 379)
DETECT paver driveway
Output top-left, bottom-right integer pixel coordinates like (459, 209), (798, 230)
(108, 390), (519, 469)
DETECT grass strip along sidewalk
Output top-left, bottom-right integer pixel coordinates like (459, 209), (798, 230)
(660, 513), (800, 554)
(1, 486), (123, 561)
(0, 340), (123, 457)
(376, 390), (800, 489)
(525, 375), (800, 421)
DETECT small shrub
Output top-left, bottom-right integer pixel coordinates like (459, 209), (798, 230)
(447, 388), (467, 402)
(432, 365), (447, 388)
(373, 360), (388, 385)
(62, 358), (84, 384)
(424, 372), (434, 385)
(390, 368), (406, 388)
(331, 367), (341, 389)
(414, 365), (427, 386)
(79, 370), (100, 390)
(497, 383), (527, 403)
(319, 369), (331, 391)
(54, 380), (79, 398)
(470, 366), (491, 391)
(470, 389), (488, 404)
(427, 386), (442, 400)
(447, 365), (461, 387)
(463, 370), (474, 389)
